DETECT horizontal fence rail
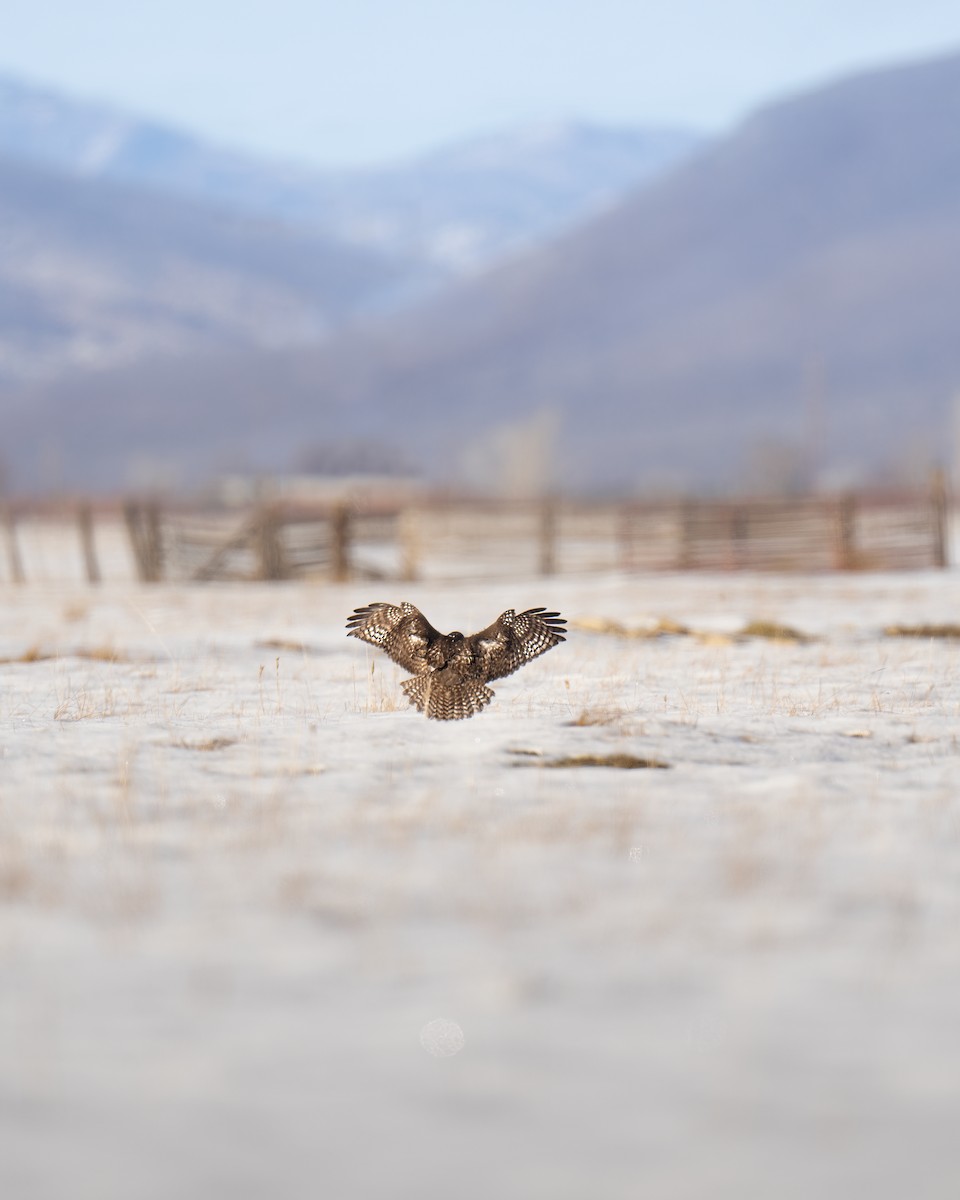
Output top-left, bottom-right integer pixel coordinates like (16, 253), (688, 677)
(0, 481), (951, 584)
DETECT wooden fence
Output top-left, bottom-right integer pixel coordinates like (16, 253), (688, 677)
(0, 482), (951, 584)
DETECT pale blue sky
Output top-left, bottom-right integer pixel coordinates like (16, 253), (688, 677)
(3, 1), (960, 166)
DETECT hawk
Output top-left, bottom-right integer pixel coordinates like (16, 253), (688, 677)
(346, 601), (567, 720)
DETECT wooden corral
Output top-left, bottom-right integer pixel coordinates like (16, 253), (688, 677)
(0, 480), (951, 584)
(158, 503), (355, 582)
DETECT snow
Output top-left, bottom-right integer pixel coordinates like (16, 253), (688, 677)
(2, 571), (960, 1199)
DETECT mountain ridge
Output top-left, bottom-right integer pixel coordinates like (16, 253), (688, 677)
(0, 73), (701, 270)
(0, 150), (423, 386)
(6, 51), (960, 492)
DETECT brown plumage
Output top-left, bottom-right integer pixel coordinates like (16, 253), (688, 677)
(346, 601), (567, 720)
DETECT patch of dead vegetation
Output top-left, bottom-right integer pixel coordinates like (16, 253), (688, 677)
(568, 707), (627, 727)
(572, 616), (690, 638)
(71, 646), (133, 662)
(54, 685), (137, 721)
(528, 752), (671, 770)
(694, 632), (735, 646)
(275, 763), (325, 777)
(0, 645), (139, 664)
(172, 736), (238, 752)
(0, 645), (53, 664)
(884, 623), (960, 640)
(738, 620), (812, 643)
(573, 614), (813, 645)
(256, 638), (324, 654)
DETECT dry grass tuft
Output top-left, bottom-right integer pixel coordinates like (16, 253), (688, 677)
(72, 646), (130, 662)
(573, 616), (690, 639)
(533, 753), (671, 770)
(0, 645), (135, 664)
(54, 686), (128, 721)
(173, 736), (238, 752)
(272, 762), (326, 777)
(0, 645), (54, 664)
(572, 615), (812, 645)
(739, 619), (812, 643)
(257, 638), (323, 655)
(568, 707), (626, 727)
(884, 623), (960, 640)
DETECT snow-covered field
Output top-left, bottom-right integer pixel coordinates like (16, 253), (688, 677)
(2, 571), (960, 1199)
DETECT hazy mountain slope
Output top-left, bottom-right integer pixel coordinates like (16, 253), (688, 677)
(294, 123), (703, 269)
(0, 75), (701, 270)
(0, 154), (421, 386)
(6, 51), (960, 493)
(229, 49), (960, 491)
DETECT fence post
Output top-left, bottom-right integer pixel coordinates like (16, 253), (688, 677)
(256, 504), (287, 580)
(836, 494), (856, 569)
(617, 504), (633, 572)
(123, 503), (142, 580)
(539, 497), (557, 576)
(399, 507), (420, 582)
(730, 505), (748, 570)
(77, 503), (101, 584)
(125, 501), (164, 582)
(3, 504), (25, 584)
(679, 500), (695, 570)
(330, 504), (351, 581)
(931, 468), (948, 569)
(145, 503), (164, 581)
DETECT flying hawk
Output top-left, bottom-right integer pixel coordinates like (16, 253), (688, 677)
(346, 601), (567, 720)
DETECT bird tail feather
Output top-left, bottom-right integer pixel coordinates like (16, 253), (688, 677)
(401, 676), (494, 720)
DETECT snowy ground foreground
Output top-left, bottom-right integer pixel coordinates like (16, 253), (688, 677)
(2, 571), (960, 1199)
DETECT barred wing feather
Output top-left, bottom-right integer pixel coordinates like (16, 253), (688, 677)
(470, 607), (567, 682)
(345, 601), (441, 674)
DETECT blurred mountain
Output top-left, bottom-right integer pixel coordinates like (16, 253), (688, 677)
(6, 51), (960, 494)
(0, 75), (701, 271)
(0, 153), (424, 386)
(297, 123), (703, 270)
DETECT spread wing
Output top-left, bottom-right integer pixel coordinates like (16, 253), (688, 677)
(346, 601), (442, 674)
(468, 607), (567, 683)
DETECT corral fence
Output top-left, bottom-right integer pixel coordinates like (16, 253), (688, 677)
(0, 480), (951, 584)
